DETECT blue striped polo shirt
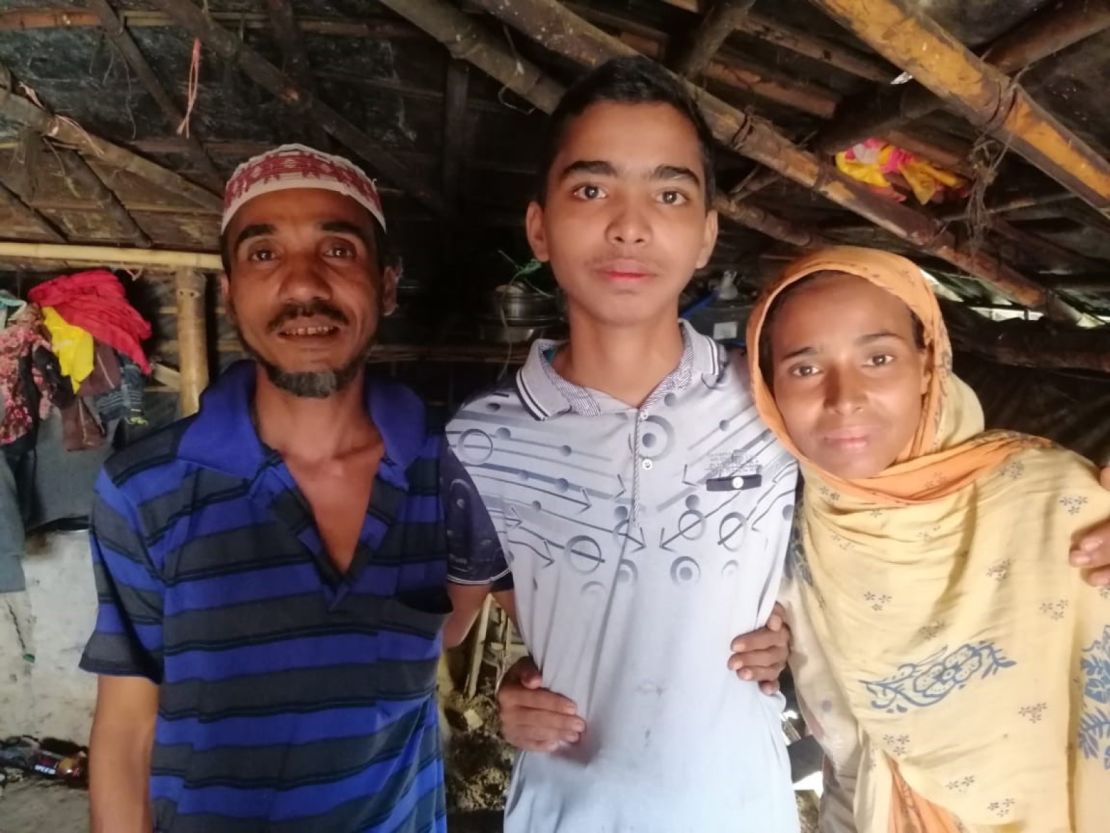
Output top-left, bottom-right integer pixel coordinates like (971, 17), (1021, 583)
(80, 361), (501, 833)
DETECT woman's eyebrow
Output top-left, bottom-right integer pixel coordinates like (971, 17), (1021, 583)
(856, 331), (905, 345)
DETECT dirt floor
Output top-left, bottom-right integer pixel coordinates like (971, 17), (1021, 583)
(0, 776), (88, 833)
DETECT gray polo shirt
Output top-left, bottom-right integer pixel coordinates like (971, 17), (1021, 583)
(447, 321), (800, 833)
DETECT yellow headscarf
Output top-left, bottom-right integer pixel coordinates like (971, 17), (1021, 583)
(747, 246), (1110, 833)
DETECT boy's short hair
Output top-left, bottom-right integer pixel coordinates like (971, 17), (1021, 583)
(536, 55), (717, 206)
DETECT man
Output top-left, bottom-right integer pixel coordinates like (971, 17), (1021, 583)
(444, 58), (800, 832)
(80, 145), (508, 832)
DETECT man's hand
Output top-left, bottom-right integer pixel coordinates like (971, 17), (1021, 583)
(1070, 466), (1110, 588)
(497, 656), (586, 753)
(727, 603), (790, 695)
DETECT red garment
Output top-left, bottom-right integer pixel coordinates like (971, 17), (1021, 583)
(28, 271), (151, 373)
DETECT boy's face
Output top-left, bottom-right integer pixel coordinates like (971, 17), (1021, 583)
(526, 101), (718, 328)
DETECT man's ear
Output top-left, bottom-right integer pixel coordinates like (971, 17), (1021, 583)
(525, 201), (551, 263)
(381, 263), (400, 316)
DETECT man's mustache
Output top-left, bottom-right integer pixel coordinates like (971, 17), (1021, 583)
(267, 301), (349, 333)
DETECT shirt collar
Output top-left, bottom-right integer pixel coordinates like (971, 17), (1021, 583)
(515, 319), (722, 421)
(178, 360), (428, 480)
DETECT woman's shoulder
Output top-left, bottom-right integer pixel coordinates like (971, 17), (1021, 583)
(988, 438), (1109, 518)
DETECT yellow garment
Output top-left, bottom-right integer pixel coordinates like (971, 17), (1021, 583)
(746, 246), (1110, 833)
(41, 305), (94, 384)
(835, 142), (966, 205)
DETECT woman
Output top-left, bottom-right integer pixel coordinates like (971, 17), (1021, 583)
(745, 246), (1109, 832)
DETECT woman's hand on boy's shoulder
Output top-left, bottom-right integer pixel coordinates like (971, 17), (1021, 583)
(1069, 466), (1110, 587)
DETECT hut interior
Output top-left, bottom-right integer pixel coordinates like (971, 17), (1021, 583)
(0, 0), (1108, 828)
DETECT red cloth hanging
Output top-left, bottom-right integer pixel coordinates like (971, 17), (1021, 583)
(28, 270), (152, 373)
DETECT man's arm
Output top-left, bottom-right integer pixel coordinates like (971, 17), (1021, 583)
(79, 473), (166, 833)
(89, 676), (158, 833)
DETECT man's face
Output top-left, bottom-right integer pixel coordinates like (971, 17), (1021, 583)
(526, 102), (718, 328)
(222, 188), (396, 397)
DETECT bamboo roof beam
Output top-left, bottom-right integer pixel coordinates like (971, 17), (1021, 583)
(672, 0), (756, 78)
(732, 13), (895, 83)
(816, 0), (1110, 155)
(982, 0), (1110, 76)
(0, 241), (221, 269)
(57, 149), (152, 246)
(658, 0), (897, 83)
(0, 8), (423, 37)
(262, 0), (330, 150)
(85, 0), (223, 190)
(376, 0), (825, 250)
(150, 0), (447, 216)
(0, 64), (222, 212)
(624, 32), (839, 119)
(0, 178), (65, 242)
(465, 0), (1095, 325)
(808, 0), (1110, 216)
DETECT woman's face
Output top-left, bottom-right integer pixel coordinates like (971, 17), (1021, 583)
(767, 272), (930, 479)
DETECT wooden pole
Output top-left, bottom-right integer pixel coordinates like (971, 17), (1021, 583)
(464, 0), (1095, 324)
(672, 0), (756, 78)
(175, 269), (209, 417)
(0, 241), (221, 269)
(808, 0), (1110, 215)
(85, 0), (223, 190)
(464, 595), (493, 699)
(151, 0), (447, 216)
(0, 63), (222, 212)
(375, 0), (564, 113)
(442, 61), (470, 210)
(262, 0), (330, 150)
